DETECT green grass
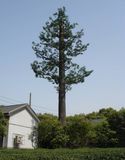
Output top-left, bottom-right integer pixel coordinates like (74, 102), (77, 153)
(0, 148), (125, 160)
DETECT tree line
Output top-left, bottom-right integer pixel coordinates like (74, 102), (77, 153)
(0, 107), (125, 148)
(36, 107), (125, 148)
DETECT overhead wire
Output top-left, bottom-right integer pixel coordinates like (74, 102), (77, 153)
(0, 96), (23, 104)
(0, 97), (17, 105)
(0, 95), (57, 114)
(0, 95), (74, 115)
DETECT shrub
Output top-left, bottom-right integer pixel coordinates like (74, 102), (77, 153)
(38, 114), (69, 148)
(65, 115), (92, 148)
(0, 148), (125, 160)
(95, 121), (118, 147)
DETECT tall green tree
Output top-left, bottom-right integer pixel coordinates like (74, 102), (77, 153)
(31, 7), (92, 124)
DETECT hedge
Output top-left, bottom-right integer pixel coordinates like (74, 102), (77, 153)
(0, 148), (125, 160)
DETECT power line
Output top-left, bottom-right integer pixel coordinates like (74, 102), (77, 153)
(0, 95), (74, 115)
(0, 96), (23, 104)
(0, 97), (17, 105)
(32, 105), (57, 112)
(0, 95), (57, 113)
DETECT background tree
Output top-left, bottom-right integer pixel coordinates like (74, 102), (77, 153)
(98, 107), (117, 119)
(0, 108), (7, 147)
(36, 107), (125, 148)
(107, 108), (125, 146)
(95, 120), (118, 147)
(31, 7), (93, 124)
(0, 109), (7, 137)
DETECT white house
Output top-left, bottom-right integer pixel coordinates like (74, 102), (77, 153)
(0, 103), (39, 149)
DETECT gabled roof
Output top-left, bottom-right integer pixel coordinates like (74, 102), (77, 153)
(0, 103), (39, 122)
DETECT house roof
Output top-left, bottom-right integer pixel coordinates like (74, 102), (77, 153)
(0, 103), (39, 122)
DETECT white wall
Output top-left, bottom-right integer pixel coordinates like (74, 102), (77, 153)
(7, 109), (37, 149)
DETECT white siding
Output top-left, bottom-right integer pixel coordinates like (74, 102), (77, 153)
(7, 109), (37, 149)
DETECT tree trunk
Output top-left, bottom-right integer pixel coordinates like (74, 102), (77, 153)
(58, 20), (66, 125)
(58, 81), (66, 125)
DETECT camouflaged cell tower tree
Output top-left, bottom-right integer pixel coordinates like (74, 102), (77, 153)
(31, 7), (93, 125)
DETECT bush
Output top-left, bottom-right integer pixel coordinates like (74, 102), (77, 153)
(65, 115), (92, 148)
(108, 108), (125, 146)
(95, 121), (118, 147)
(36, 109), (125, 148)
(0, 148), (125, 160)
(38, 114), (69, 148)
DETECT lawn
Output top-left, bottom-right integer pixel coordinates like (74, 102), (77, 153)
(0, 148), (125, 160)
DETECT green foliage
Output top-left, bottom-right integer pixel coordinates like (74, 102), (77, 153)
(86, 107), (117, 120)
(38, 114), (69, 148)
(37, 113), (96, 148)
(38, 113), (58, 121)
(95, 121), (118, 147)
(86, 111), (101, 119)
(31, 7), (93, 124)
(30, 126), (38, 148)
(65, 115), (92, 148)
(0, 109), (7, 137)
(0, 148), (125, 160)
(108, 108), (125, 146)
(31, 7), (92, 91)
(98, 107), (117, 118)
(36, 107), (125, 148)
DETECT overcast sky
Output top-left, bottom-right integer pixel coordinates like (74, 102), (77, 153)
(0, 0), (125, 115)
